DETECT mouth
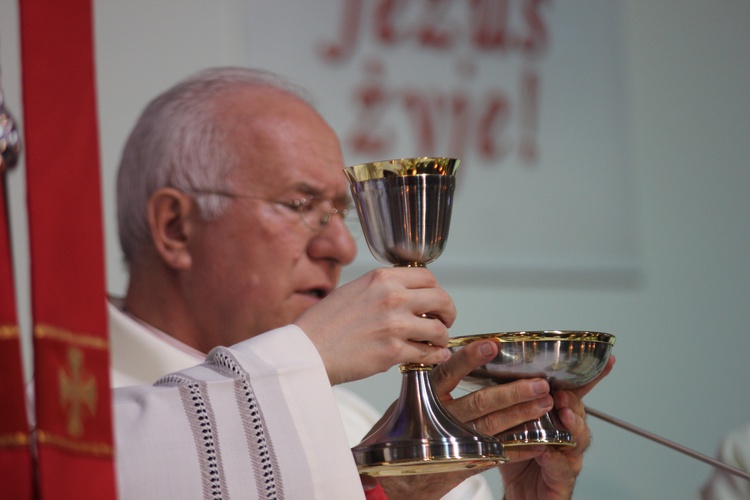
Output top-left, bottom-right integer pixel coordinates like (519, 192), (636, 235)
(301, 287), (329, 299)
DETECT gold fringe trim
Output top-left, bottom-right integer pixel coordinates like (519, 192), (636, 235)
(0, 432), (29, 448)
(0, 324), (20, 340)
(34, 323), (108, 350)
(36, 430), (113, 458)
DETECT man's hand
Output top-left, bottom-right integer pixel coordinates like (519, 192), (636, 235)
(377, 340), (562, 500)
(295, 267), (455, 385)
(432, 340), (556, 437)
(497, 355), (616, 500)
(378, 340), (615, 500)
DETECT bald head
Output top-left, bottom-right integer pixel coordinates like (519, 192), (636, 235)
(118, 68), (355, 352)
(116, 67), (316, 268)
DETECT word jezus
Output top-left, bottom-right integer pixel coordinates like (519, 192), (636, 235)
(319, 0), (550, 61)
(317, 0), (551, 166)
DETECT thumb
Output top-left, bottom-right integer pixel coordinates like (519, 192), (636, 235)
(431, 340), (498, 395)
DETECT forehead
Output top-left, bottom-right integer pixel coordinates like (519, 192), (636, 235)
(217, 87), (348, 197)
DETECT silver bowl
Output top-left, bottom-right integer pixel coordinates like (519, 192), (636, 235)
(448, 331), (615, 446)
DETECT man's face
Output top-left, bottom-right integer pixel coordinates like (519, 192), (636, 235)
(183, 87), (358, 347)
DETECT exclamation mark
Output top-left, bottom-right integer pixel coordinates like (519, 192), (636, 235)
(519, 68), (539, 165)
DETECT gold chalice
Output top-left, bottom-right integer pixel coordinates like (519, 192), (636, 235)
(345, 157), (507, 476)
(449, 331), (615, 446)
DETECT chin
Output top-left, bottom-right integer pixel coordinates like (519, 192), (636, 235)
(293, 294), (322, 313)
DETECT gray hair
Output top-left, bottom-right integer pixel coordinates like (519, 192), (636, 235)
(116, 67), (313, 265)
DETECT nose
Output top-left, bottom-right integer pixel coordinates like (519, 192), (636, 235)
(307, 213), (357, 265)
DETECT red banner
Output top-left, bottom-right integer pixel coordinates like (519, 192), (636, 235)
(0, 177), (33, 499)
(20, 0), (117, 497)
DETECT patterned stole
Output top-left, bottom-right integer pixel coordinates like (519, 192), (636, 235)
(19, 0), (117, 497)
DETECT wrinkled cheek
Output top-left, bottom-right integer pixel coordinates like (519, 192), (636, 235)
(278, 236), (311, 262)
(248, 272), (262, 287)
(266, 224), (310, 257)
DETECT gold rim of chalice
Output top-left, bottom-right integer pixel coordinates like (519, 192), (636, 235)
(344, 156), (459, 183)
(448, 330), (616, 348)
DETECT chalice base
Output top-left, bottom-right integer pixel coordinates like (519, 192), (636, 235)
(355, 447), (505, 477)
(353, 364), (508, 476)
(498, 410), (576, 447)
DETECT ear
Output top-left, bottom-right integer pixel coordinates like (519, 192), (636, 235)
(147, 188), (196, 270)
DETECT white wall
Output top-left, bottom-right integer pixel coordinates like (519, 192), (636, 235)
(2, 1), (749, 498)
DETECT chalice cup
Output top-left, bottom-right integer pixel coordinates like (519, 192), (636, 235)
(344, 157), (507, 476)
(448, 331), (615, 446)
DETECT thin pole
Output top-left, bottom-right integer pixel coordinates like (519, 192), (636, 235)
(586, 406), (750, 483)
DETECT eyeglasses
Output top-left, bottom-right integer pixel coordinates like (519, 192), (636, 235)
(186, 188), (354, 233)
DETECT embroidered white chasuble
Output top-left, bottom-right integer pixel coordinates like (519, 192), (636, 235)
(108, 301), (494, 499)
(112, 324), (364, 499)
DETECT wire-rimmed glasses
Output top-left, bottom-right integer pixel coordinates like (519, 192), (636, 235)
(186, 188), (360, 237)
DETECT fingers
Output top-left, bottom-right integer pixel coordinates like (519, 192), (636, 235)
(364, 267), (455, 349)
(570, 354), (616, 400)
(502, 445), (547, 463)
(382, 267), (457, 328)
(432, 339), (557, 436)
(442, 378), (554, 436)
(555, 384), (590, 445)
(401, 340), (452, 365)
(557, 406), (589, 453)
(352, 313), (451, 371)
(464, 386), (554, 437)
(431, 340), (499, 393)
(493, 353), (612, 497)
(554, 388), (584, 417)
(406, 313), (452, 348)
(295, 266), (458, 384)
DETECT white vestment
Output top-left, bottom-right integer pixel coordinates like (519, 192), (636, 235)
(111, 303), (364, 499)
(697, 422), (750, 500)
(109, 301), (494, 499)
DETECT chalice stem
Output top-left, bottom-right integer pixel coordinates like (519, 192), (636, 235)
(586, 406), (750, 483)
